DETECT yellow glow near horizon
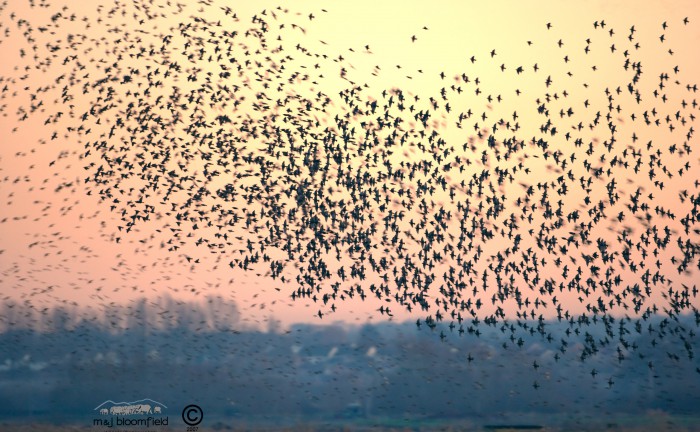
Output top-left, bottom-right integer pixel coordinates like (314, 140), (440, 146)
(0, 0), (699, 329)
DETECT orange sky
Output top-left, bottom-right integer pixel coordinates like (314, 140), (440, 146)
(1, 0), (699, 329)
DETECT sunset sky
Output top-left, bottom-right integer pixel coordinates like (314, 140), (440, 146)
(1, 0), (699, 330)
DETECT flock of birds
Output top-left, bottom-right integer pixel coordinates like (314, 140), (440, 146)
(1, 0), (699, 371)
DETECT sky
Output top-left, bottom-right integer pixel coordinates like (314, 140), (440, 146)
(1, 0), (699, 330)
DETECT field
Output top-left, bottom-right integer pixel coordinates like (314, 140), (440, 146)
(2, 413), (700, 432)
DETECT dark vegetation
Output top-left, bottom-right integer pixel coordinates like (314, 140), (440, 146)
(0, 297), (698, 429)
